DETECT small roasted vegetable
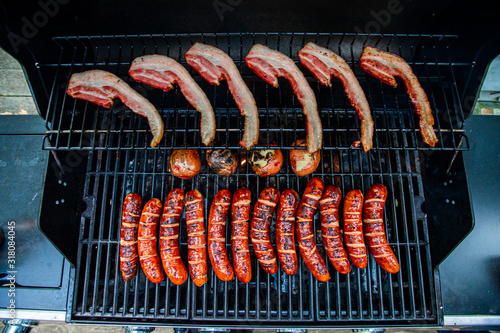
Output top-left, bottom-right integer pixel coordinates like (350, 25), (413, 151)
(289, 139), (321, 177)
(248, 146), (283, 177)
(206, 149), (238, 176)
(169, 149), (201, 179)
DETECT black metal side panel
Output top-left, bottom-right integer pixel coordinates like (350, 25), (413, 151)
(39, 150), (89, 265)
(440, 115), (500, 316)
(423, 151), (473, 266)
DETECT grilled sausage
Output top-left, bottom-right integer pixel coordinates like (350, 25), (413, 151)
(231, 188), (252, 283)
(251, 187), (280, 274)
(120, 193), (142, 282)
(160, 189), (188, 285)
(208, 189), (235, 281)
(363, 184), (400, 273)
(276, 189), (299, 275)
(343, 190), (367, 269)
(138, 198), (164, 284)
(319, 186), (351, 274)
(185, 190), (208, 286)
(296, 177), (331, 282)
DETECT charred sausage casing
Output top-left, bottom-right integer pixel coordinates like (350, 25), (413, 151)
(363, 184), (400, 273)
(276, 189), (299, 275)
(319, 185), (351, 274)
(231, 188), (252, 283)
(160, 189), (188, 285)
(208, 189), (235, 281)
(296, 177), (331, 282)
(185, 190), (208, 286)
(343, 190), (368, 269)
(120, 193), (142, 282)
(138, 198), (164, 283)
(251, 187), (280, 274)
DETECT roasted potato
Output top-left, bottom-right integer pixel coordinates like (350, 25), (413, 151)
(248, 146), (283, 177)
(289, 139), (321, 176)
(169, 149), (201, 179)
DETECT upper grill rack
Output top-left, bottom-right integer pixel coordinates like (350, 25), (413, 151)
(42, 33), (470, 152)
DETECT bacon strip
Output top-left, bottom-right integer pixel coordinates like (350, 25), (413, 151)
(185, 43), (259, 149)
(245, 44), (322, 153)
(66, 70), (164, 148)
(129, 55), (216, 146)
(359, 46), (438, 147)
(298, 42), (374, 152)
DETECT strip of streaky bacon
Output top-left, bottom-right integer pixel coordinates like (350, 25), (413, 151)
(298, 42), (374, 152)
(66, 70), (163, 148)
(359, 46), (438, 147)
(245, 44), (322, 153)
(129, 55), (216, 146)
(185, 43), (259, 150)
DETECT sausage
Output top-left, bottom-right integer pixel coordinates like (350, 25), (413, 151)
(251, 187), (280, 274)
(138, 198), (164, 284)
(231, 188), (252, 283)
(120, 193), (142, 282)
(160, 189), (188, 285)
(363, 184), (400, 273)
(296, 177), (331, 282)
(185, 190), (208, 286)
(276, 189), (299, 275)
(319, 186), (351, 274)
(208, 189), (235, 281)
(343, 189), (367, 269)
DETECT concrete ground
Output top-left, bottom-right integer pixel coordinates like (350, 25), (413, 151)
(0, 47), (38, 115)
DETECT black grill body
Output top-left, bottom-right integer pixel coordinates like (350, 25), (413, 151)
(33, 33), (475, 327)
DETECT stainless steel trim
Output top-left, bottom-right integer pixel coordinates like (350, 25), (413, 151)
(444, 315), (500, 326)
(0, 310), (65, 322)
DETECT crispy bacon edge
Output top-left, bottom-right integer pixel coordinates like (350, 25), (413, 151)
(359, 46), (438, 147)
(66, 69), (164, 148)
(245, 44), (322, 153)
(299, 42), (374, 152)
(185, 43), (259, 149)
(129, 55), (216, 146)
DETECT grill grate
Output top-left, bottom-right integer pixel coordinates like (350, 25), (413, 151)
(42, 33), (470, 152)
(73, 148), (435, 327)
(39, 33), (473, 327)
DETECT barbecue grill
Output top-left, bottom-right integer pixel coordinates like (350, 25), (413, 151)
(1, 0), (499, 330)
(36, 33), (467, 327)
